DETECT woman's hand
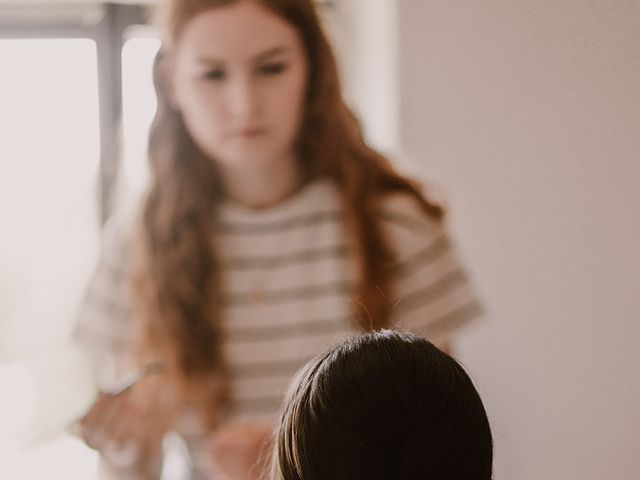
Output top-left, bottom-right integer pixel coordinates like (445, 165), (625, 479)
(72, 381), (166, 477)
(207, 421), (274, 480)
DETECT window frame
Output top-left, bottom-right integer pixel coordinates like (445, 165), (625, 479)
(0, 3), (151, 224)
(0, 1), (337, 223)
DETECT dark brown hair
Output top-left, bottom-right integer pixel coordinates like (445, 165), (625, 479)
(273, 330), (493, 480)
(133, 0), (444, 423)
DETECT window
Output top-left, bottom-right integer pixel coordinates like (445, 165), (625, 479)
(0, 37), (102, 479)
(0, 5), (151, 478)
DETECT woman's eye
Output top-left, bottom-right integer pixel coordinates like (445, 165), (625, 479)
(257, 63), (287, 76)
(202, 69), (225, 81)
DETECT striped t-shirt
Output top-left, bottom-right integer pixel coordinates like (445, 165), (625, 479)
(73, 178), (482, 454)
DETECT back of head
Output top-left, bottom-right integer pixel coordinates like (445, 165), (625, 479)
(273, 330), (493, 480)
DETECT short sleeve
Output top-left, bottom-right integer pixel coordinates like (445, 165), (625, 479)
(380, 193), (484, 342)
(71, 210), (138, 359)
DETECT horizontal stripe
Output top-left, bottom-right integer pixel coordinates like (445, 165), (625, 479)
(90, 263), (131, 297)
(217, 210), (342, 235)
(225, 328), (346, 366)
(72, 322), (129, 352)
(224, 257), (356, 299)
(391, 279), (479, 334)
(221, 281), (354, 307)
(399, 298), (483, 337)
(427, 299), (484, 333)
(393, 269), (468, 315)
(231, 358), (310, 379)
(222, 244), (350, 270)
(85, 287), (132, 318)
(227, 315), (351, 342)
(380, 209), (430, 234)
(388, 234), (451, 278)
(233, 395), (284, 413)
(231, 373), (291, 396)
(101, 257), (129, 283)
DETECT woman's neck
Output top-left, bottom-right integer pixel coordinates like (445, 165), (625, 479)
(219, 155), (302, 210)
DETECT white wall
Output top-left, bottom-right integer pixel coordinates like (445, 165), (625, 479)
(394, 1), (640, 478)
(334, 0), (400, 155)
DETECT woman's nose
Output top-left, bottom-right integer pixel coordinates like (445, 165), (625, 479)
(226, 74), (258, 121)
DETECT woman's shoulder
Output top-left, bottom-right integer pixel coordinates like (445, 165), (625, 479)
(377, 187), (447, 250)
(377, 188), (484, 339)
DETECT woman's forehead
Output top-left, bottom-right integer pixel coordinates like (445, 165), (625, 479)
(176, 1), (303, 62)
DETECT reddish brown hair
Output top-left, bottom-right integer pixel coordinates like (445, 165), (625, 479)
(133, 0), (443, 423)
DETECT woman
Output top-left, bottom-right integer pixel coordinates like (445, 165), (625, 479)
(273, 330), (493, 480)
(73, 0), (483, 478)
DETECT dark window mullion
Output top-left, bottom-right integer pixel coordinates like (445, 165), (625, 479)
(95, 4), (123, 225)
(95, 3), (149, 224)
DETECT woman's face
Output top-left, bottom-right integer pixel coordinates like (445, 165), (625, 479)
(169, 0), (308, 171)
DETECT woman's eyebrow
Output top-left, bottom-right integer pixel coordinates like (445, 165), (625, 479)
(194, 46), (290, 66)
(254, 46), (290, 61)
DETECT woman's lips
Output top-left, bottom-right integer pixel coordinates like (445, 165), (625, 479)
(234, 127), (266, 138)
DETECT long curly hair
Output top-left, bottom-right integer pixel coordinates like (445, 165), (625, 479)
(132, 0), (444, 424)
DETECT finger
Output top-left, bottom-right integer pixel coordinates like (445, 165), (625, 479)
(77, 392), (129, 450)
(102, 438), (142, 468)
(76, 393), (112, 448)
(106, 399), (147, 446)
(77, 392), (112, 428)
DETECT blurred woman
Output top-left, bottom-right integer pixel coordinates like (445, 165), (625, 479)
(72, 0), (483, 478)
